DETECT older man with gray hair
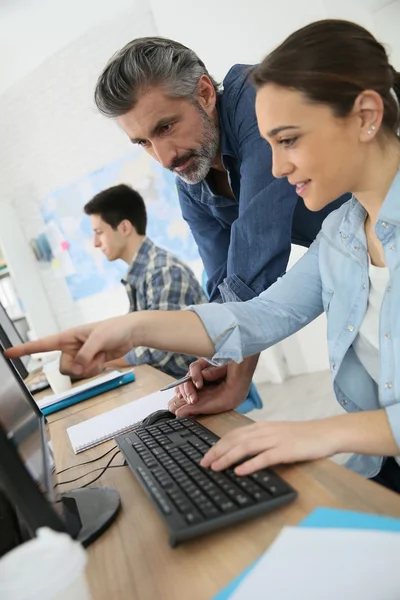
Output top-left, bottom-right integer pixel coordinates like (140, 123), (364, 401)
(94, 37), (348, 416)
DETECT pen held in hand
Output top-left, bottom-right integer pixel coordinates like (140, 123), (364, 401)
(159, 374), (192, 392)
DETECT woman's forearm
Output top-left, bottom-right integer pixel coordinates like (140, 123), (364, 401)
(328, 409), (399, 457)
(132, 310), (216, 358)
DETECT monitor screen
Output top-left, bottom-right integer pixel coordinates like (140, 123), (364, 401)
(0, 349), (55, 503)
(0, 301), (29, 377)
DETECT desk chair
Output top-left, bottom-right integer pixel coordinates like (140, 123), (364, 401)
(201, 271), (263, 413)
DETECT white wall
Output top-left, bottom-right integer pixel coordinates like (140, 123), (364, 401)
(374, 2), (400, 67)
(149, 0), (377, 79)
(0, 0), (398, 381)
(0, 0), (141, 94)
(0, 1), (157, 331)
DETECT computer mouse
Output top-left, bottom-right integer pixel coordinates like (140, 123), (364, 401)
(141, 409), (176, 427)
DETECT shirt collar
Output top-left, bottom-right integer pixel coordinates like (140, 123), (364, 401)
(121, 237), (154, 284)
(339, 169), (400, 242)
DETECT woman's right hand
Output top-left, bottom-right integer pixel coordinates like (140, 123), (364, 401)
(5, 314), (138, 378)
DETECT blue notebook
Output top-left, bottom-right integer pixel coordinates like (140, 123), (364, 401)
(37, 371), (135, 416)
(213, 507), (400, 599)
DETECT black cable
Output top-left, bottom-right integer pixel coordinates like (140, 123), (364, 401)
(56, 445), (118, 475)
(55, 450), (122, 488)
(53, 462), (126, 504)
(80, 451), (125, 489)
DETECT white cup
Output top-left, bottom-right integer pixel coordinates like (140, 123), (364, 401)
(43, 357), (72, 394)
(0, 527), (92, 600)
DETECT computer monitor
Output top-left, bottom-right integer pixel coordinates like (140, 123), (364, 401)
(0, 301), (29, 378)
(0, 349), (121, 546)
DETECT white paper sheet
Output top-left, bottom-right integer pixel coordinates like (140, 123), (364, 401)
(230, 526), (400, 600)
(67, 388), (172, 453)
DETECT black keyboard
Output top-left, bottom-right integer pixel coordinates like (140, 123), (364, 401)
(116, 417), (297, 546)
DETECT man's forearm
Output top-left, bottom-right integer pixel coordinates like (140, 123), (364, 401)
(227, 354), (260, 405)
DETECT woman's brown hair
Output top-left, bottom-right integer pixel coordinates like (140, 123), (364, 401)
(253, 19), (400, 137)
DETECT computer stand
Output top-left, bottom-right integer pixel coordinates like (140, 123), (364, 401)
(61, 487), (121, 547)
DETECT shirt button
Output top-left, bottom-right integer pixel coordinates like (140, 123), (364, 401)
(347, 325), (355, 332)
(341, 233), (348, 240)
(362, 284), (366, 290)
(332, 363), (336, 370)
(385, 382), (392, 389)
(341, 399), (348, 406)
(389, 244), (395, 251)
(384, 333), (390, 340)
(381, 221), (388, 228)
(353, 245), (360, 251)
(387, 285), (391, 292)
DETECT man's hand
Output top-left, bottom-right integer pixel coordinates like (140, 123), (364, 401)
(167, 355), (259, 417)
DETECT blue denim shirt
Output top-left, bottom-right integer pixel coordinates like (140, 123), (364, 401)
(189, 171), (400, 478)
(177, 64), (348, 302)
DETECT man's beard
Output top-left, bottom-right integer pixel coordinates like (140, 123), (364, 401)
(169, 106), (219, 184)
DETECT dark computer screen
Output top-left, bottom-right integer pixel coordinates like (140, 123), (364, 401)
(0, 349), (55, 503)
(0, 301), (29, 378)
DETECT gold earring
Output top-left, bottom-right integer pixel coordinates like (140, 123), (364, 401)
(367, 125), (376, 135)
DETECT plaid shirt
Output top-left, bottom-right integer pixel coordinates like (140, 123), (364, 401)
(122, 237), (207, 378)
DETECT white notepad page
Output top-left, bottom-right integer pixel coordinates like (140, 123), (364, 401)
(67, 388), (173, 453)
(230, 527), (400, 600)
(36, 370), (123, 410)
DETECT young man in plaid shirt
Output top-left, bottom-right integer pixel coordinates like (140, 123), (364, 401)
(84, 184), (206, 377)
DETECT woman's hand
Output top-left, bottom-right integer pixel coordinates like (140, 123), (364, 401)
(5, 314), (138, 378)
(5, 310), (215, 379)
(201, 419), (338, 475)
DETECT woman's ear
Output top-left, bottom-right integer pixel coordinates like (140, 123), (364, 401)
(354, 90), (384, 142)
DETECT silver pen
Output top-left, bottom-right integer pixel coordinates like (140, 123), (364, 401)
(160, 374), (192, 392)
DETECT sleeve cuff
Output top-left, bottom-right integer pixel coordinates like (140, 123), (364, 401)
(219, 275), (257, 303)
(124, 350), (138, 366)
(186, 303), (245, 365)
(385, 403), (400, 451)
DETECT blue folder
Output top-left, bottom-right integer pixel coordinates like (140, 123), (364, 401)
(40, 371), (135, 416)
(213, 507), (400, 599)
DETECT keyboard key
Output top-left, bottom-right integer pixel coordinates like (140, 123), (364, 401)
(251, 490), (271, 502)
(185, 511), (203, 525)
(199, 432), (216, 443)
(201, 505), (220, 519)
(220, 501), (236, 513)
(225, 485), (242, 498)
(236, 494), (252, 507)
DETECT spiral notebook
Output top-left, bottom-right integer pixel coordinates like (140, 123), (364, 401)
(66, 388), (172, 453)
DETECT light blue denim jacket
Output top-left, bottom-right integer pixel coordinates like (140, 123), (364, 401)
(189, 171), (400, 478)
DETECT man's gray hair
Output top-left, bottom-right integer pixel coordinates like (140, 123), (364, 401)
(94, 37), (220, 117)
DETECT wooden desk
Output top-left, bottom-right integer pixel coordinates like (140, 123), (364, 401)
(48, 366), (400, 600)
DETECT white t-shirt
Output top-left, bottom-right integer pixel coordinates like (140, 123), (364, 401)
(352, 262), (399, 466)
(353, 262), (389, 384)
